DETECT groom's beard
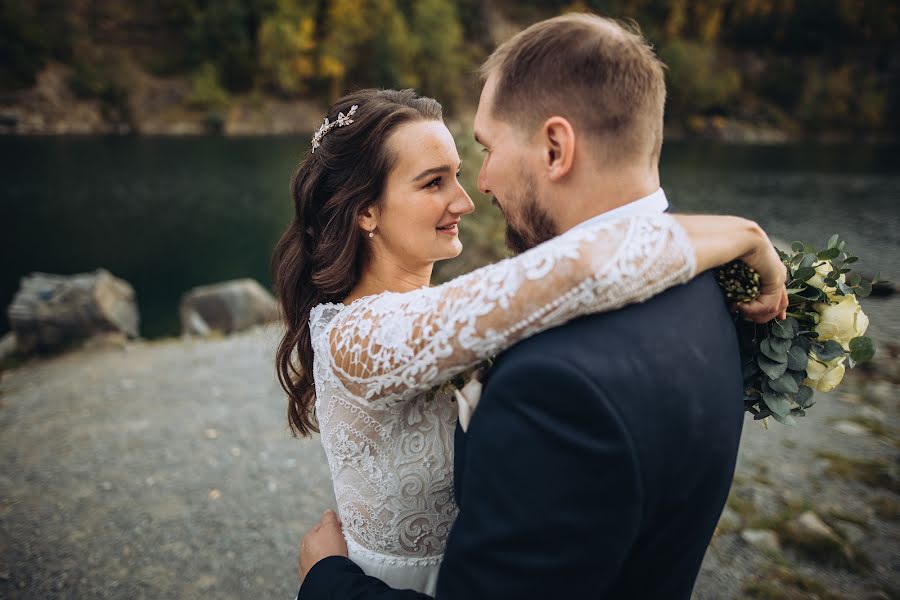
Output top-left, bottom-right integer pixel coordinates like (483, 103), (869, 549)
(503, 173), (557, 254)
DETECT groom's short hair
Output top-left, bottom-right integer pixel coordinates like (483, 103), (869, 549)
(480, 13), (666, 167)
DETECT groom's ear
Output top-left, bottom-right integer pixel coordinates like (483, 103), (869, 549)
(541, 117), (575, 182)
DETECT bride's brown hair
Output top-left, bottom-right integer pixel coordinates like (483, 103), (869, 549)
(271, 89), (443, 436)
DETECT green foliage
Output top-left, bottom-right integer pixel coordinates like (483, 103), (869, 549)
(187, 63), (231, 111)
(169, 0), (275, 91)
(1, 0), (896, 132)
(411, 0), (466, 111)
(257, 0), (315, 95)
(660, 40), (742, 116)
(0, 0), (70, 90)
(68, 49), (134, 122)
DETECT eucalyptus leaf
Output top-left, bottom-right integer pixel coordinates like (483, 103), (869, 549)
(786, 317), (800, 336)
(771, 337), (793, 353)
(794, 267), (816, 282)
(753, 409), (773, 421)
(796, 385), (815, 409)
(791, 241), (804, 252)
(813, 340), (845, 362)
(817, 247), (840, 260)
(758, 354), (789, 379)
(827, 234), (839, 249)
(762, 390), (792, 417)
(844, 256), (858, 264)
(847, 273), (862, 287)
(771, 319), (794, 339)
(799, 254), (817, 269)
(769, 372), (800, 394)
(790, 408), (806, 417)
(856, 280), (872, 298)
(760, 338), (787, 362)
(787, 346), (809, 370)
(849, 336), (875, 363)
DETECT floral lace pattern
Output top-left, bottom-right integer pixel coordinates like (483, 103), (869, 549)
(310, 214), (696, 562)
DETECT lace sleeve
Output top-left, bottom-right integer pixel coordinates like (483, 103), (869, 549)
(315, 213), (697, 406)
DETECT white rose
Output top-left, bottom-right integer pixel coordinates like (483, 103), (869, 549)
(803, 356), (846, 393)
(807, 263), (845, 296)
(813, 295), (870, 350)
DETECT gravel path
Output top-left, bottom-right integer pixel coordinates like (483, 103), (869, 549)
(1, 325), (897, 599)
(1, 326), (333, 599)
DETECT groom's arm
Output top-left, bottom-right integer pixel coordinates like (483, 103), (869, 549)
(297, 509), (430, 599)
(435, 354), (643, 599)
(299, 557), (430, 600)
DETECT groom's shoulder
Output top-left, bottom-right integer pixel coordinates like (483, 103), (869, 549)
(492, 271), (735, 380)
(515, 271), (725, 347)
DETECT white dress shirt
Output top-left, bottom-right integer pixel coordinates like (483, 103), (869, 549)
(572, 187), (669, 231)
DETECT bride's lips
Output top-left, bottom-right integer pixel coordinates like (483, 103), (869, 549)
(436, 220), (460, 235)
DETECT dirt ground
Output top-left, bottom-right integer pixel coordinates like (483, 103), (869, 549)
(1, 325), (897, 599)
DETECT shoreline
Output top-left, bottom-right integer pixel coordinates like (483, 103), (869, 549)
(1, 64), (895, 145)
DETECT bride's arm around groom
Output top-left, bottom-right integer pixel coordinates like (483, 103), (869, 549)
(299, 251), (748, 599)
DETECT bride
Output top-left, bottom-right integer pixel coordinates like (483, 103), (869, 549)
(271, 89), (786, 594)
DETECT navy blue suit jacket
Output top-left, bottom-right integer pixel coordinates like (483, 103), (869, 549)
(299, 271), (744, 599)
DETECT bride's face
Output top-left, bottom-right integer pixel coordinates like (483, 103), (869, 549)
(365, 120), (475, 266)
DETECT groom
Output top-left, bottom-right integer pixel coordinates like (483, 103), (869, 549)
(298, 13), (747, 599)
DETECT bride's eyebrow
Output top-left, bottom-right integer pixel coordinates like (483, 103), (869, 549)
(411, 163), (460, 183)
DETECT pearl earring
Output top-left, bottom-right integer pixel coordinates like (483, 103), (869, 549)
(368, 231), (375, 238)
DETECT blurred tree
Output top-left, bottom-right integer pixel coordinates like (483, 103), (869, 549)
(318, 0), (417, 100)
(660, 39), (742, 117)
(187, 62), (231, 111)
(1, 0), (896, 135)
(411, 0), (465, 110)
(156, 0), (275, 91)
(257, 0), (316, 95)
(0, 0), (71, 90)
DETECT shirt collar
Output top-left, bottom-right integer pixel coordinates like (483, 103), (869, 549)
(572, 188), (669, 231)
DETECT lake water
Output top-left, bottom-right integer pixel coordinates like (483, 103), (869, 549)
(2, 137), (898, 346)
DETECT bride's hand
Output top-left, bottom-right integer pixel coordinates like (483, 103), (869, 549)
(674, 215), (788, 324)
(734, 237), (789, 324)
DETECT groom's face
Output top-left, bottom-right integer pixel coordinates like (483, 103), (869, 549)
(474, 76), (557, 254)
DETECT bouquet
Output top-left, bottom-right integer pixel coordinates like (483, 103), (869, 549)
(716, 234), (880, 425)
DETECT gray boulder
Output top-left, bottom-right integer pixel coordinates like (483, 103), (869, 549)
(7, 269), (139, 353)
(0, 332), (17, 363)
(179, 279), (278, 336)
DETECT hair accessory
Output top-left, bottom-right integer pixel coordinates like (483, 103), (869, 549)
(311, 105), (359, 152)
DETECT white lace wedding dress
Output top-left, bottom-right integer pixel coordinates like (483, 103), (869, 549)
(308, 214), (698, 593)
